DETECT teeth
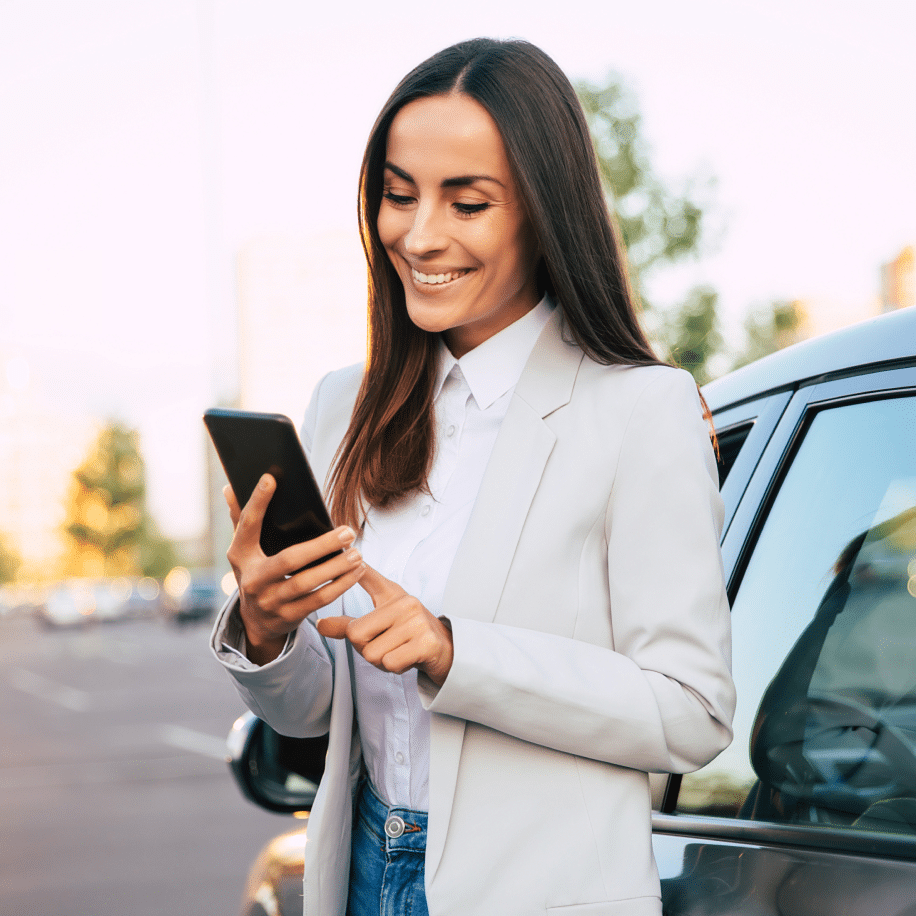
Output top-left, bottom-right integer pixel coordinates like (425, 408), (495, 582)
(412, 268), (468, 285)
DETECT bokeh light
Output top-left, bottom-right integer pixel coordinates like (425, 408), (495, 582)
(164, 566), (191, 599)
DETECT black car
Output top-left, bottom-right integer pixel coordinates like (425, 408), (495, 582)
(226, 305), (916, 915)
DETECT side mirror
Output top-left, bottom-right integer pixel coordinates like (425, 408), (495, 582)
(227, 712), (329, 815)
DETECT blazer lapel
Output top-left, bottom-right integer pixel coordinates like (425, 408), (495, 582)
(443, 310), (583, 624)
(426, 310), (584, 880)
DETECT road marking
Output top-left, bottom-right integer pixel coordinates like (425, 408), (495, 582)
(0, 755), (221, 791)
(160, 724), (228, 761)
(8, 668), (92, 711)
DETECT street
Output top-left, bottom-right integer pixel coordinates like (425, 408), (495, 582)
(0, 611), (296, 916)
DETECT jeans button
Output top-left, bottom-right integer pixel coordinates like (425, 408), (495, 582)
(384, 815), (406, 838)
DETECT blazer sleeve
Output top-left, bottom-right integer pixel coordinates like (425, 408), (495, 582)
(420, 369), (736, 774)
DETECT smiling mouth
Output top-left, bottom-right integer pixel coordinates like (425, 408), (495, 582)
(411, 267), (472, 286)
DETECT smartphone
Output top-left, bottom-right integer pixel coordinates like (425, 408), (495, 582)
(203, 407), (342, 568)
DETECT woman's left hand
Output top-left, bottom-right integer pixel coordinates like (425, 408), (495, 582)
(316, 565), (454, 686)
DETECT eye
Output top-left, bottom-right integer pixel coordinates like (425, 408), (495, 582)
(453, 202), (489, 216)
(383, 190), (414, 207)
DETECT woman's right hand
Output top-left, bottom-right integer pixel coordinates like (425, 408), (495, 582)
(224, 473), (366, 665)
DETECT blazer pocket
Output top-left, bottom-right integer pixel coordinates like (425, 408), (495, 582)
(547, 896), (661, 916)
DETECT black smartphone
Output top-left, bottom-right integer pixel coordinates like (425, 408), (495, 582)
(203, 408), (342, 568)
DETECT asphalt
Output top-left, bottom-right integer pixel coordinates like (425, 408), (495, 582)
(0, 611), (296, 916)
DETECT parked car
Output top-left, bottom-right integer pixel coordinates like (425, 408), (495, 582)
(36, 578), (125, 628)
(116, 576), (162, 620)
(226, 305), (916, 915)
(0, 584), (44, 619)
(160, 567), (223, 625)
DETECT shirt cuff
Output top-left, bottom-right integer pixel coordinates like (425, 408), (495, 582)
(212, 595), (295, 670)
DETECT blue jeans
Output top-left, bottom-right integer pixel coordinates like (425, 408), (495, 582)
(347, 779), (429, 916)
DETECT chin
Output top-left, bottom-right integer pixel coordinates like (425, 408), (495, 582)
(403, 302), (456, 337)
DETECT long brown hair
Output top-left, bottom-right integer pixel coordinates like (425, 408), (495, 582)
(329, 39), (697, 529)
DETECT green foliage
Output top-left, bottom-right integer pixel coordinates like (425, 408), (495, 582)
(61, 422), (178, 578)
(576, 75), (718, 381)
(731, 300), (806, 371)
(576, 77), (708, 294)
(577, 75), (803, 383)
(664, 286), (723, 386)
(139, 527), (180, 580)
(0, 532), (21, 584)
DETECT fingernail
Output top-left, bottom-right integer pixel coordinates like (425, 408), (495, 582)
(259, 474), (271, 490)
(338, 526), (356, 545)
(344, 547), (361, 563)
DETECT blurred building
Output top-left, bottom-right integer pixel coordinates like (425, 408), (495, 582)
(787, 246), (913, 343)
(881, 245), (915, 313)
(793, 295), (881, 340)
(0, 357), (98, 580)
(800, 245), (916, 337)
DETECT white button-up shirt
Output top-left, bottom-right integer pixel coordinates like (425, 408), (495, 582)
(221, 295), (555, 811)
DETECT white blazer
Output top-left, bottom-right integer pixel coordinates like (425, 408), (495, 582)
(215, 310), (736, 916)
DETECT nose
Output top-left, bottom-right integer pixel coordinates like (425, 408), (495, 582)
(403, 202), (447, 256)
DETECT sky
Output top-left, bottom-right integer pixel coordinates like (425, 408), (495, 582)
(1, 0), (914, 545)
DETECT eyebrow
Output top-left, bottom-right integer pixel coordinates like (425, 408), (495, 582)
(384, 161), (505, 189)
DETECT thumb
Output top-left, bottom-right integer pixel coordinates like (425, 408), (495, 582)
(233, 473), (275, 550)
(358, 564), (406, 607)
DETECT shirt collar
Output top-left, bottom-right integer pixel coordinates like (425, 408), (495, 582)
(433, 294), (556, 410)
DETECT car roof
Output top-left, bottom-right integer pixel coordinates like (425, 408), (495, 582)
(702, 305), (916, 412)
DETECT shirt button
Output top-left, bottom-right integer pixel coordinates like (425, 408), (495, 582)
(420, 504), (431, 517)
(395, 751), (405, 765)
(446, 424), (457, 437)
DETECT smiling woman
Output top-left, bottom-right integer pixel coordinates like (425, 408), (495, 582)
(211, 37), (734, 916)
(377, 93), (540, 358)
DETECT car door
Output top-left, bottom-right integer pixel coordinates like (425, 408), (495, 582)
(653, 364), (916, 915)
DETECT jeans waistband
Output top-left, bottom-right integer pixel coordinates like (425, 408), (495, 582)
(356, 779), (428, 852)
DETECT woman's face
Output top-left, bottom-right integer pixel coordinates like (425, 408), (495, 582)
(377, 93), (541, 359)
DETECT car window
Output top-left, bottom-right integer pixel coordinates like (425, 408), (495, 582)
(714, 420), (753, 487)
(678, 393), (916, 837)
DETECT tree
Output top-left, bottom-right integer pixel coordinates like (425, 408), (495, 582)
(663, 285), (723, 386)
(576, 75), (720, 380)
(0, 532), (21, 584)
(577, 75), (808, 382)
(731, 300), (806, 371)
(576, 78), (707, 284)
(61, 422), (178, 579)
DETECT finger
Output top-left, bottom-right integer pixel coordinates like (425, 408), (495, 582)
(340, 603), (402, 649)
(241, 562), (366, 643)
(316, 615), (353, 639)
(234, 473), (276, 549)
(299, 563), (367, 614)
(274, 525), (357, 577)
(378, 642), (425, 676)
(358, 564), (407, 607)
(223, 485), (241, 527)
(277, 546), (364, 602)
(378, 619), (453, 684)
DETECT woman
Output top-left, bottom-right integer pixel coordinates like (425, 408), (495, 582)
(212, 38), (735, 916)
